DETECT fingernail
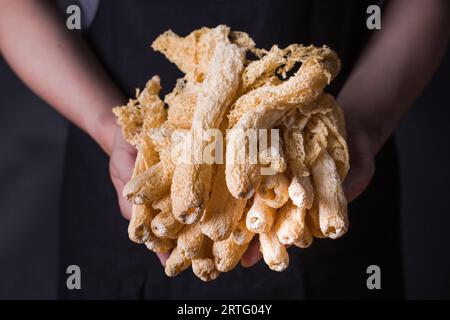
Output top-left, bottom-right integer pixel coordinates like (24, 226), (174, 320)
(241, 256), (258, 268)
(241, 260), (252, 268)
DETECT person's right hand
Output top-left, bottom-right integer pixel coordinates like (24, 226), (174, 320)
(109, 126), (170, 265)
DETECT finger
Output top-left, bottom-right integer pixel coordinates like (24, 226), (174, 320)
(110, 133), (137, 220)
(118, 191), (132, 220)
(157, 252), (171, 267)
(111, 175), (132, 220)
(113, 142), (137, 184)
(343, 154), (374, 202)
(241, 237), (262, 267)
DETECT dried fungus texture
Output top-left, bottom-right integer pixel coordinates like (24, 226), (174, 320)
(122, 124), (181, 207)
(282, 113), (315, 210)
(177, 223), (207, 259)
(231, 208), (255, 246)
(311, 150), (348, 239)
(113, 77), (167, 243)
(113, 76), (166, 147)
(153, 25), (255, 82)
(192, 258), (221, 282)
(213, 235), (249, 272)
(225, 48), (340, 200)
(113, 25), (350, 281)
(165, 79), (197, 129)
(257, 173), (289, 209)
(201, 165), (247, 241)
(259, 229), (289, 272)
(246, 194), (277, 234)
(275, 200), (309, 246)
(228, 45), (341, 127)
(165, 246), (191, 277)
(170, 38), (245, 224)
(128, 203), (154, 244)
(151, 195), (183, 239)
(123, 161), (172, 205)
(126, 143), (156, 243)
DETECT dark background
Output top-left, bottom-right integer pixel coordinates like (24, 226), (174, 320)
(0, 9), (449, 298)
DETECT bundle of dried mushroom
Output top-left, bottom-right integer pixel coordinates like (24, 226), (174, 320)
(113, 25), (349, 281)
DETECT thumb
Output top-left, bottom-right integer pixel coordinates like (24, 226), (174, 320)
(114, 181), (133, 220)
(110, 132), (136, 220)
(110, 163), (132, 220)
(157, 252), (171, 266)
(343, 158), (374, 202)
(241, 237), (262, 267)
(110, 133), (136, 183)
(343, 134), (375, 202)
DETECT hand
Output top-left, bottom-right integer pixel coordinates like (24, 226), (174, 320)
(109, 127), (170, 265)
(239, 128), (378, 268)
(109, 126), (135, 220)
(342, 131), (376, 202)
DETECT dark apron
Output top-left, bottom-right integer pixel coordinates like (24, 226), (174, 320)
(58, 0), (403, 299)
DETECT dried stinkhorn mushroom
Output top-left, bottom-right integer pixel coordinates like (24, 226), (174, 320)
(113, 77), (166, 243)
(225, 108), (287, 199)
(200, 165), (247, 241)
(293, 217), (314, 249)
(305, 196), (325, 238)
(165, 78), (197, 129)
(226, 47), (340, 200)
(246, 194), (277, 234)
(192, 258), (221, 282)
(126, 142), (157, 243)
(165, 246), (191, 277)
(288, 175), (315, 210)
(122, 124), (176, 206)
(259, 229), (290, 272)
(113, 25), (350, 281)
(275, 200), (308, 246)
(231, 207), (255, 246)
(113, 76), (166, 147)
(128, 204), (154, 244)
(151, 195), (183, 239)
(170, 37), (245, 224)
(257, 173), (289, 209)
(311, 150), (348, 239)
(188, 236), (221, 281)
(177, 223), (207, 259)
(123, 161), (172, 205)
(240, 45), (285, 94)
(212, 235), (249, 272)
(282, 112), (315, 210)
(144, 234), (175, 253)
